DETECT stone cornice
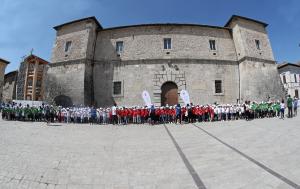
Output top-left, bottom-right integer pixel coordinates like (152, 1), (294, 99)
(49, 57), (276, 68)
(48, 58), (93, 67)
(238, 56), (275, 64)
(93, 58), (238, 66)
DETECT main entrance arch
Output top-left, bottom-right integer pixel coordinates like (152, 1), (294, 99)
(161, 82), (178, 106)
(54, 95), (73, 107)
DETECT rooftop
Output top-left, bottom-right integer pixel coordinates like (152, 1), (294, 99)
(224, 15), (268, 27)
(53, 16), (103, 30)
(0, 58), (10, 64)
(53, 15), (268, 32)
(102, 23), (229, 31)
(25, 54), (49, 65)
(277, 62), (300, 69)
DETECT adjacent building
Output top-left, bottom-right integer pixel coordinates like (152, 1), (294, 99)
(278, 62), (300, 98)
(0, 58), (10, 102)
(45, 15), (285, 107)
(2, 70), (18, 103)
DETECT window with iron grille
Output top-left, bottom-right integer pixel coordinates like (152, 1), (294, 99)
(113, 81), (122, 95)
(215, 80), (222, 94)
(209, 40), (216, 50)
(116, 41), (124, 54)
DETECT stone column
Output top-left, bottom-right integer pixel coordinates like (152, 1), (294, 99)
(32, 58), (39, 101)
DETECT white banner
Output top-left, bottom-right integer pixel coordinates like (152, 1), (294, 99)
(142, 91), (152, 108)
(180, 90), (190, 105)
(13, 100), (46, 107)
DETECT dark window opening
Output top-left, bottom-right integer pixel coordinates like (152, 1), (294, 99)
(164, 38), (172, 49)
(65, 41), (72, 52)
(294, 74), (297, 83)
(215, 80), (222, 94)
(113, 81), (122, 95)
(283, 75), (287, 84)
(295, 90), (299, 98)
(255, 39), (261, 50)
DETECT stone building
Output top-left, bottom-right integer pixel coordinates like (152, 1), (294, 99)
(45, 15), (284, 107)
(2, 71), (18, 103)
(278, 62), (300, 98)
(0, 58), (9, 102)
(16, 55), (49, 101)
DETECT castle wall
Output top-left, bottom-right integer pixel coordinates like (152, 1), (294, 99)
(93, 59), (239, 107)
(239, 59), (284, 101)
(228, 18), (284, 102)
(93, 25), (240, 106)
(230, 20), (274, 61)
(95, 25), (237, 61)
(44, 61), (86, 106)
(47, 16), (285, 107)
(46, 19), (98, 106)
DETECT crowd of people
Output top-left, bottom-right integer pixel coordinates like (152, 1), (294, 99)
(1, 95), (298, 125)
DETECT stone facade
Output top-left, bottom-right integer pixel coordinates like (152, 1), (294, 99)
(278, 63), (300, 98)
(46, 15), (284, 107)
(0, 58), (9, 102)
(2, 71), (18, 103)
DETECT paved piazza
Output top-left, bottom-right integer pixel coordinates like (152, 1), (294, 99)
(0, 116), (300, 189)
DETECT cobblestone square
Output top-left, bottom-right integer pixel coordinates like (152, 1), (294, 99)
(0, 116), (300, 189)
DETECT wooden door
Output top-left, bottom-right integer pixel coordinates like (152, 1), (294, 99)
(161, 82), (178, 106)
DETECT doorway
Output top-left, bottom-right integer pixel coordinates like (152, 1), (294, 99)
(161, 82), (178, 106)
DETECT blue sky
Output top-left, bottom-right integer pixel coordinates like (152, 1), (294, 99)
(1, 0), (299, 73)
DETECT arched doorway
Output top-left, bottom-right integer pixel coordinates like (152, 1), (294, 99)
(54, 95), (73, 107)
(161, 82), (178, 106)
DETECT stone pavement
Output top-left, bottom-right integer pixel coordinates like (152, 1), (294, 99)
(0, 116), (299, 189)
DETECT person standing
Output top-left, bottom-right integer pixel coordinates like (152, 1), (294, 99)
(293, 97), (298, 116)
(112, 103), (117, 125)
(149, 105), (156, 125)
(280, 99), (285, 119)
(175, 104), (181, 124)
(287, 95), (293, 118)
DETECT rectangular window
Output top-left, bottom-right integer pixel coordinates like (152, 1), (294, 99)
(164, 38), (172, 49)
(209, 40), (216, 50)
(64, 41), (72, 52)
(113, 81), (122, 95)
(294, 74), (297, 83)
(255, 39), (261, 50)
(116, 41), (124, 53)
(295, 90), (299, 98)
(215, 80), (222, 94)
(283, 75), (287, 84)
